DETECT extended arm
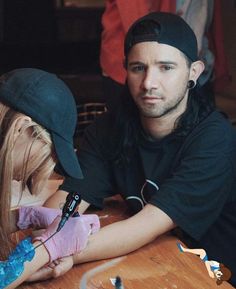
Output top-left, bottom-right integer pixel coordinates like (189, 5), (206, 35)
(25, 203), (174, 282)
(74, 203), (175, 263)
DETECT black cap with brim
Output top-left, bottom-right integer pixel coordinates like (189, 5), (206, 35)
(124, 12), (198, 62)
(0, 68), (83, 179)
(52, 132), (83, 179)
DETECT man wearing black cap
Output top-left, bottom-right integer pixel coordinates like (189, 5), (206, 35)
(44, 12), (236, 286)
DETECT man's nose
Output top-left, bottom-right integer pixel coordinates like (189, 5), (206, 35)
(142, 69), (159, 92)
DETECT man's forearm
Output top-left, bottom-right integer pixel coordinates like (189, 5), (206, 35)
(73, 204), (175, 264)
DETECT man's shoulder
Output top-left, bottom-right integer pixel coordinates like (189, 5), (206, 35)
(181, 110), (236, 154)
(191, 110), (236, 138)
(199, 110), (230, 124)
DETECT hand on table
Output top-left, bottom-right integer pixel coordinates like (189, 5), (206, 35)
(26, 256), (74, 282)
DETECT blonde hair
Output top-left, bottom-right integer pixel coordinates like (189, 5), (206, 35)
(0, 103), (56, 259)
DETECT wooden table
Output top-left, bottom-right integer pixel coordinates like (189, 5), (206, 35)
(18, 182), (234, 289)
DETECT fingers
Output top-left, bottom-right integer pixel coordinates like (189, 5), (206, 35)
(18, 206), (62, 230)
(26, 257), (73, 282)
(90, 215), (100, 234)
(52, 256), (74, 278)
(83, 214), (100, 234)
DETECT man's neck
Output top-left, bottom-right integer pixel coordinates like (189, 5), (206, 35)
(141, 118), (173, 139)
(141, 111), (182, 139)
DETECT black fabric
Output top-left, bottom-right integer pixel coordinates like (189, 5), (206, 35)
(61, 110), (236, 287)
(102, 76), (124, 112)
(60, 114), (117, 206)
(124, 12), (198, 62)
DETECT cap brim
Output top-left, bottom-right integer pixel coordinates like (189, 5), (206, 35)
(52, 132), (83, 179)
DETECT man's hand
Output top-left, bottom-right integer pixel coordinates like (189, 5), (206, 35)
(26, 256), (74, 282)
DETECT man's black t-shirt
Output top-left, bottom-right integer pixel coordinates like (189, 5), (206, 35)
(61, 110), (236, 286)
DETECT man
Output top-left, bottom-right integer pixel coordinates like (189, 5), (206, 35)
(100, 0), (230, 112)
(100, 0), (175, 111)
(42, 12), (236, 286)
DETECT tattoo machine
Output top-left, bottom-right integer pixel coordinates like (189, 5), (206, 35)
(56, 191), (81, 232)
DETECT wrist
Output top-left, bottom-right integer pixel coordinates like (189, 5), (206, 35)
(72, 238), (91, 265)
(72, 251), (82, 265)
(33, 241), (50, 265)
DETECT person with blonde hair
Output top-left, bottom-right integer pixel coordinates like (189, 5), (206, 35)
(0, 68), (100, 288)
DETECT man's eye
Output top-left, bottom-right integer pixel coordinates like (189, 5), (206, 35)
(130, 65), (145, 72)
(161, 65), (173, 71)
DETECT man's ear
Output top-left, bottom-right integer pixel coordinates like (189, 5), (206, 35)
(13, 115), (32, 138)
(189, 60), (205, 83)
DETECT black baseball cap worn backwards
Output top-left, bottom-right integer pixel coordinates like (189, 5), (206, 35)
(124, 12), (198, 62)
(0, 68), (83, 179)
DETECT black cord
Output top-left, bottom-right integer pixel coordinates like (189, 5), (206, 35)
(11, 230), (59, 263)
(33, 230), (58, 251)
